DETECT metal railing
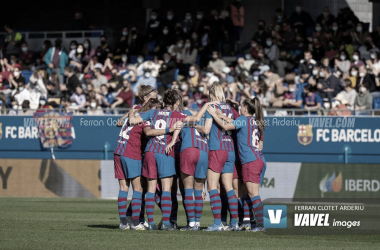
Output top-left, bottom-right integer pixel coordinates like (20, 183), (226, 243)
(0, 30), (104, 39)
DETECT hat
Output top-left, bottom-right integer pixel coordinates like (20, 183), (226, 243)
(259, 65), (270, 75)
(334, 93), (349, 105)
(13, 64), (21, 70)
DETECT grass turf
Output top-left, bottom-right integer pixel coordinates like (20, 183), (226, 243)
(0, 197), (379, 250)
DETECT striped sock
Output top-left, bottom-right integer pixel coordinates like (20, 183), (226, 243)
(209, 189), (222, 225)
(242, 195), (251, 222)
(220, 194), (228, 225)
(251, 195), (264, 226)
(145, 192), (155, 225)
(131, 191), (142, 226)
(126, 201), (132, 217)
(194, 189), (203, 223)
(155, 189), (161, 204)
(227, 190), (238, 226)
(118, 190), (128, 225)
(139, 190), (146, 223)
(170, 193), (178, 223)
(161, 191), (172, 226)
(184, 188), (195, 224)
(238, 198), (244, 224)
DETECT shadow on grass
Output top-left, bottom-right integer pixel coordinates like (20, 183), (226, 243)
(88, 224), (118, 230)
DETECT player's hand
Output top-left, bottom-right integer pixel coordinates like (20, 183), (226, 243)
(207, 106), (217, 116)
(215, 109), (223, 118)
(165, 143), (175, 154)
(170, 121), (183, 132)
(116, 119), (124, 127)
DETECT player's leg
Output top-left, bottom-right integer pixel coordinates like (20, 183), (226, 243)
(117, 179), (130, 229)
(146, 178), (158, 229)
(130, 176), (145, 230)
(241, 185), (253, 231)
(219, 182), (229, 228)
(194, 178), (205, 229)
(221, 173), (239, 231)
(170, 177), (179, 227)
(160, 176), (175, 230)
(180, 172), (195, 230)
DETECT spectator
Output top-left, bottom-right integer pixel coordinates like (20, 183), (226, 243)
(187, 65), (201, 88)
(19, 42), (34, 70)
(71, 12), (88, 30)
(181, 39), (198, 65)
(193, 10), (207, 33)
(351, 22), (369, 46)
(147, 10), (161, 38)
(366, 51), (380, 75)
(319, 66), (341, 99)
(283, 80), (303, 108)
(288, 3), (314, 37)
(354, 82), (373, 111)
(297, 50), (316, 83)
(348, 66), (359, 88)
(28, 73), (48, 109)
(250, 49), (270, 73)
(229, 0), (244, 43)
(252, 20), (269, 47)
(316, 6), (335, 31)
(36, 96), (51, 112)
(83, 39), (95, 63)
(91, 68), (108, 91)
(133, 69), (157, 94)
(64, 66), (80, 95)
(208, 51), (226, 74)
(95, 35), (112, 64)
(69, 40), (78, 52)
(255, 80), (271, 107)
(182, 12), (194, 34)
(69, 44), (85, 71)
(20, 100), (35, 115)
(340, 79), (357, 110)
(269, 78), (286, 107)
(356, 65), (376, 92)
(157, 53), (177, 92)
(334, 49), (350, 73)
(168, 38), (184, 63)
(325, 41), (339, 60)
(350, 51), (365, 68)
(44, 39), (68, 83)
(4, 24), (23, 59)
(221, 66), (234, 84)
(98, 84), (114, 109)
(70, 86), (86, 109)
(264, 36), (279, 64)
(272, 8), (287, 26)
(260, 64), (280, 89)
(7, 64), (25, 90)
(204, 67), (219, 86)
(303, 84), (323, 110)
(11, 81), (30, 108)
(155, 25), (175, 56)
(112, 78), (133, 109)
(87, 98), (104, 115)
(46, 72), (60, 98)
(330, 22), (343, 46)
(234, 57), (250, 76)
(358, 37), (379, 60)
(329, 93), (351, 116)
(162, 10), (177, 33)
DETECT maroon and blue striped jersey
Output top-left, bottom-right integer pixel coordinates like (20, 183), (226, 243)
(140, 108), (187, 157)
(180, 110), (211, 153)
(208, 102), (235, 152)
(233, 115), (264, 164)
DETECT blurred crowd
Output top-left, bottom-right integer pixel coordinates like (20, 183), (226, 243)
(1, 1), (380, 115)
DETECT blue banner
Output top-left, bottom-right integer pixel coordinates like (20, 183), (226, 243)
(0, 116), (379, 163)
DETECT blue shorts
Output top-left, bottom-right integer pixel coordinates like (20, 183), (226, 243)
(180, 147), (208, 179)
(209, 150), (235, 174)
(119, 156), (142, 179)
(142, 152), (176, 179)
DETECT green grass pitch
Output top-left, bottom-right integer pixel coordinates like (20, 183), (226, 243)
(0, 198), (379, 250)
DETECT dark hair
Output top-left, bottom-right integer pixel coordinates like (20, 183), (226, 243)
(139, 98), (162, 113)
(226, 100), (239, 112)
(64, 66), (74, 73)
(163, 89), (179, 107)
(94, 68), (102, 74)
(362, 82), (370, 89)
(100, 35), (107, 39)
(304, 50), (312, 54)
(83, 39), (92, 51)
(343, 79), (352, 87)
(100, 84), (107, 89)
(243, 97), (265, 137)
(339, 49), (349, 60)
(320, 66), (330, 73)
(304, 84), (313, 92)
(70, 40), (78, 47)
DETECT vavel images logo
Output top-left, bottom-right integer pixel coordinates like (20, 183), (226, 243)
(263, 205), (287, 228)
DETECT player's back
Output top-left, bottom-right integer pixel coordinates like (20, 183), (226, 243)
(209, 102), (234, 151)
(180, 110), (209, 153)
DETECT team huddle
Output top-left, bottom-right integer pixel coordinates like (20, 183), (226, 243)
(113, 83), (266, 232)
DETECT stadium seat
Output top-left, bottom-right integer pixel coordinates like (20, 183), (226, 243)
(145, 55), (154, 61)
(174, 69), (179, 81)
(373, 97), (380, 109)
(21, 70), (33, 83)
(129, 55), (137, 64)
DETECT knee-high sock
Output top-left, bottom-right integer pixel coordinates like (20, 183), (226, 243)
(126, 201), (132, 217)
(194, 189), (203, 223)
(155, 189), (162, 212)
(227, 190), (238, 226)
(170, 193), (178, 223)
(238, 198), (244, 224)
(131, 191), (142, 226)
(139, 190), (147, 223)
(251, 195), (264, 226)
(161, 191), (172, 226)
(209, 189), (222, 225)
(183, 188), (195, 224)
(220, 194), (228, 224)
(145, 192), (155, 225)
(118, 190), (128, 224)
(242, 194), (252, 222)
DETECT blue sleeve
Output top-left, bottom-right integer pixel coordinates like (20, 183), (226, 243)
(204, 110), (212, 119)
(140, 109), (155, 121)
(232, 116), (245, 130)
(315, 94), (323, 104)
(296, 91), (302, 101)
(184, 110), (192, 116)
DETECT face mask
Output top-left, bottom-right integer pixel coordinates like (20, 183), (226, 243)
(199, 87), (204, 92)
(189, 70), (195, 76)
(332, 26), (338, 31)
(356, 26), (362, 32)
(21, 47), (28, 52)
(266, 41), (272, 46)
(185, 43), (191, 48)
(340, 55), (346, 60)
(90, 102), (96, 108)
(39, 100), (46, 106)
(122, 56), (127, 62)
(229, 87), (234, 93)
(13, 71), (20, 77)
(144, 72), (151, 78)
(319, 72), (325, 78)
(70, 45), (77, 50)
(167, 15), (173, 20)
(371, 54), (376, 59)
(245, 54), (252, 60)
(12, 105), (18, 110)
(251, 43), (256, 47)
(316, 27), (322, 32)
(122, 31), (128, 36)
(181, 85), (187, 91)
(177, 43), (183, 48)
(253, 76), (259, 81)
(137, 57), (144, 63)
(84, 43), (89, 48)
(296, 6), (301, 12)
(197, 99), (203, 104)
(19, 87), (24, 91)
(351, 71), (358, 77)
(312, 70), (318, 75)
(165, 59), (170, 63)
(71, 103), (77, 107)
(289, 88), (295, 92)
(151, 15), (157, 20)
(186, 16), (191, 20)
(360, 87), (366, 93)
(163, 29), (169, 35)
(77, 48), (83, 53)
(196, 14), (203, 19)
(353, 55), (359, 61)
(206, 72), (213, 77)
(359, 72), (365, 77)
